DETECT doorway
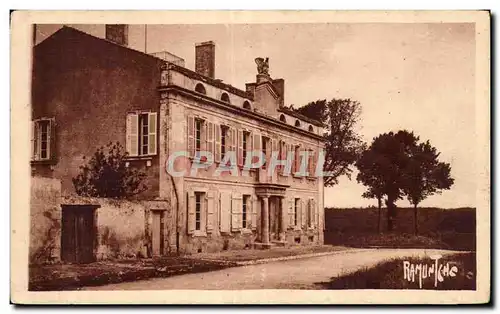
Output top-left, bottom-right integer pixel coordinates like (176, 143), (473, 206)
(151, 210), (165, 256)
(61, 205), (98, 264)
(269, 197), (281, 241)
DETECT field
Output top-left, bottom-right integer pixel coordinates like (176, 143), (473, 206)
(324, 207), (476, 251)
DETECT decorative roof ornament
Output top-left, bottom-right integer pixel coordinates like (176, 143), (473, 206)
(255, 57), (270, 76)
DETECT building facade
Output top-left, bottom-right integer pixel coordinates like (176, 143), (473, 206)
(31, 26), (325, 258)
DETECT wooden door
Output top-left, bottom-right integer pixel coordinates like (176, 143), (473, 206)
(151, 210), (164, 256)
(61, 205), (96, 263)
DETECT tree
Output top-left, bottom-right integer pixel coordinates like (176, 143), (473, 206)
(362, 186), (385, 233)
(72, 142), (147, 198)
(402, 140), (454, 234)
(295, 98), (365, 186)
(356, 130), (419, 231)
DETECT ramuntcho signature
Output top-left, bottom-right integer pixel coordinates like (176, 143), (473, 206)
(403, 255), (460, 289)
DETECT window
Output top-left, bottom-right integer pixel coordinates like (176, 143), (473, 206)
(295, 120), (301, 127)
(195, 192), (203, 231)
(32, 119), (53, 161)
(279, 114), (287, 123)
(242, 195), (250, 229)
(243, 101), (251, 110)
(294, 198), (300, 226)
(293, 145), (301, 174)
(221, 126), (228, 159)
(308, 125), (314, 132)
(126, 112), (157, 157)
(307, 199), (314, 228)
(221, 93), (230, 103)
(195, 119), (202, 153)
(195, 83), (206, 94)
(261, 136), (269, 168)
(242, 131), (249, 165)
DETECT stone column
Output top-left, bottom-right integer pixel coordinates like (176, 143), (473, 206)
(261, 196), (270, 244)
(280, 196), (287, 241)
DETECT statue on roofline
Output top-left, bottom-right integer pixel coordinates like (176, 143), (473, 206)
(255, 57), (269, 76)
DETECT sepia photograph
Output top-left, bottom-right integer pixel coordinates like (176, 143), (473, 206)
(10, 10), (490, 304)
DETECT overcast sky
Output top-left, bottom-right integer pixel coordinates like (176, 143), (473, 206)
(36, 23), (476, 208)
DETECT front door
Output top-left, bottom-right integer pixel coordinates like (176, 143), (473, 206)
(269, 197), (280, 241)
(61, 205), (97, 264)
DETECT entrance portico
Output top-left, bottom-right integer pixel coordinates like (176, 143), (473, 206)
(255, 183), (289, 248)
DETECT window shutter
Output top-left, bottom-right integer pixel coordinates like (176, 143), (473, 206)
(49, 119), (56, 160)
(206, 191), (215, 232)
(187, 115), (195, 158)
(231, 193), (243, 231)
(312, 198), (316, 228)
(237, 129), (244, 167)
(220, 192), (231, 233)
(231, 127), (237, 153)
(187, 191), (196, 234)
(148, 112), (157, 155)
(31, 121), (38, 160)
(253, 132), (261, 164)
(251, 195), (258, 230)
(288, 198), (294, 227)
(126, 113), (139, 157)
(300, 199), (306, 229)
(207, 122), (214, 157)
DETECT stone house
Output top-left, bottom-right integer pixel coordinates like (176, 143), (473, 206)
(31, 25), (325, 261)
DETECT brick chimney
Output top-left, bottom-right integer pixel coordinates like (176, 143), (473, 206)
(195, 41), (215, 78)
(105, 24), (128, 46)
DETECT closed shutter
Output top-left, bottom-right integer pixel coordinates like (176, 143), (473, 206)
(215, 124), (221, 162)
(148, 112), (157, 155)
(231, 128), (237, 164)
(288, 198), (294, 227)
(300, 199), (306, 229)
(220, 192), (231, 233)
(126, 113), (139, 157)
(202, 121), (208, 152)
(251, 195), (258, 230)
(187, 191), (196, 234)
(231, 193), (243, 231)
(206, 191), (215, 232)
(207, 122), (214, 157)
(237, 129), (244, 167)
(253, 132), (261, 164)
(187, 116), (195, 158)
(312, 198), (316, 228)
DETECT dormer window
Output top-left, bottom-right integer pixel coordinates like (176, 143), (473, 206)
(243, 101), (252, 110)
(279, 114), (287, 123)
(221, 93), (230, 103)
(308, 125), (314, 132)
(295, 120), (301, 127)
(195, 83), (206, 95)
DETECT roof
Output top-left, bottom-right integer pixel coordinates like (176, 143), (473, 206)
(278, 107), (324, 127)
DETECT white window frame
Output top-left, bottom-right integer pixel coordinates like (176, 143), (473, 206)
(31, 118), (53, 161)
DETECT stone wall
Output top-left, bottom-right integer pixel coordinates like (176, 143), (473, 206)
(30, 177), (62, 264)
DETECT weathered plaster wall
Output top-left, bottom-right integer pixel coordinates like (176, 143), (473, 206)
(30, 177), (62, 264)
(62, 195), (172, 259)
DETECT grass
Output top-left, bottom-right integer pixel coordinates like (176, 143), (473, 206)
(318, 252), (476, 290)
(324, 207), (476, 251)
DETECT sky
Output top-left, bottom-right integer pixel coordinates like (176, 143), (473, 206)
(36, 23), (476, 208)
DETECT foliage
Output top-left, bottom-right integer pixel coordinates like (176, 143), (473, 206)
(295, 98), (365, 186)
(72, 142), (147, 198)
(355, 131), (454, 232)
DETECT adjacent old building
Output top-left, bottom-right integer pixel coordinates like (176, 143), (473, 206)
(31, 25), (325, 261)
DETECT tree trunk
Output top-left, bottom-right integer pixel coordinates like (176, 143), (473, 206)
(414, 203), (418, 235)
(386, 195), (396, 232)
(377, 196), (382, 233)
